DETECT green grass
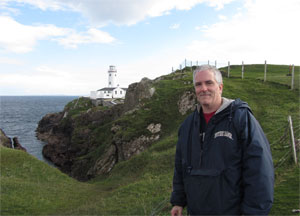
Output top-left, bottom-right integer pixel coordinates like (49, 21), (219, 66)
(1, 64), (299, 215)
(64, 96), (94, 118)
(0, 147), (93, 215)
(219, 64), (300, 89)
(270, 165), (300, 215)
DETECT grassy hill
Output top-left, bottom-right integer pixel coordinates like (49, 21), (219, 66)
(1, 64), (299, 215)
(220, 64), (300, 89)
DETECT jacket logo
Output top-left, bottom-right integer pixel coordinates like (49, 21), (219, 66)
(214, 131), (233, 140)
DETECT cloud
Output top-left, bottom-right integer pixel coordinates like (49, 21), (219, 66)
(0, 16), (115, 53)
(1, 0), (66, 11)
(0, 57), (23, 65)
(35, 65), (68, 76)
(0, 16), (66, 53)
(186, 0), (300, 65)
(3, 0), (236, 26)
(169, 23), (180, 29)
(218, 15), (227, 20)
(195, 25), (209, 31)
(0, 73), (90, 95)
(206, 0), (236, 10)
(0, 64), (104, 95)
(54, 28), (115, 48)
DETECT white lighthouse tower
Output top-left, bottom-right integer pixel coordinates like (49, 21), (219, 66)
(90, 65), (127, 100)
(108, 65), (117, 87)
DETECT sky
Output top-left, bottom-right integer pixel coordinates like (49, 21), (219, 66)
(0, 0), (299, 96)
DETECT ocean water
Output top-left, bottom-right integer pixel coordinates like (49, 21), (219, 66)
(0, 96), (78, 164)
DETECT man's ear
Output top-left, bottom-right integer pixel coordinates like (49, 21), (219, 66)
(219, 83), (223, 94)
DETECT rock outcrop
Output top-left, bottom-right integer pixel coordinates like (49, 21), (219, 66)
(0, 129), (12, 148)
(177, 91), (197, 115)
(0, 128), (27, 152)
(37, 104), (124, 179)
(87, 145), (117, 177)
(36, 77), (162, 180)
(123, 77), (155, 112)
(87, 123), (161, 178)
(12, 137), (27, 152)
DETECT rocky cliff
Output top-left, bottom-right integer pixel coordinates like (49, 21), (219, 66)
(0, 129), (27, 151)
(36, 73), (196, 181)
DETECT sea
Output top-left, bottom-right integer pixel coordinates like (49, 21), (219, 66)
(0, 96), (78, 164)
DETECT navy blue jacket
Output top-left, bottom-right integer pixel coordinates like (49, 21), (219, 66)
(170, 98), (274, 215)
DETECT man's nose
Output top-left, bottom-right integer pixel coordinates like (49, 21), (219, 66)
(200, 84), (208, 91)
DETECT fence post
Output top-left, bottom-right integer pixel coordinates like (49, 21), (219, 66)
(291, 64), (295, 90)
(242, 61), (244, 79)
(264, 60), (267, 82)
(288, 115), (297, 164)
(228, 61), (230, 78)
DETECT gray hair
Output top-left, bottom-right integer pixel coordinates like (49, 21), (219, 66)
(193, 65), (223, 85)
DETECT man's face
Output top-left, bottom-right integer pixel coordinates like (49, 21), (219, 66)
(194, 70), (223, 111)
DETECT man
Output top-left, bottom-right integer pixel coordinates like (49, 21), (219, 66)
(170, 65), (274, 215)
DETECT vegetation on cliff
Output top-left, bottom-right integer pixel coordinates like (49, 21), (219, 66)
(1, 64), (299, 215)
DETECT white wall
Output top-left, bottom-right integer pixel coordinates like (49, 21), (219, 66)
(90, 91), (97, 99)
(112, 87), (126, 98)
(98, 90), (112, 99)
(108, 72), (117, 87)
(91, 87), (126, 99)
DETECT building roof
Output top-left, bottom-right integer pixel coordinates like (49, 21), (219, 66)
(97, 87), (128, 91)
(98, 87), (115, 91)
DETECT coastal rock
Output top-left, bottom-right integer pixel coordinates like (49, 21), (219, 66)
(87, 122), (162, 177)
(0, 129), (27, 152)
(87, 145), (117, 177)
(120, 134), (160, 160)
(177, 91), (197, 115)
(123, 77), (155, 112)
(36, 100), (124, 180)
(37, 111), (74, 172)
(36, 77), (160, 180)
(87, 133), (160, 177)
(0, 129), (12, 148)
(12, 137), (27, 152)
(147, 123), (161, 134)
(36, 112), (65, 135)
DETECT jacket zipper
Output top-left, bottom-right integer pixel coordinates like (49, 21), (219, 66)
(199, 132), (205, 167)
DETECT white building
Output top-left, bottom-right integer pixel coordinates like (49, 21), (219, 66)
(90, 66), (127, 99)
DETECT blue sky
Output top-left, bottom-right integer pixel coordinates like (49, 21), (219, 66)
(0, 0), (299, 95)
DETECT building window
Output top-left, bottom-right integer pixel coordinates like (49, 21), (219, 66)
(109, 74), (111, 76)
(120, 91), (122, 94)
(109, 82), (111, 85)
(115, 91), (117, 94)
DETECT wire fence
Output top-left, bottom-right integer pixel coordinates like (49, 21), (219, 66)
(149, 197), (169, 216)
(172, 59), (300, 90)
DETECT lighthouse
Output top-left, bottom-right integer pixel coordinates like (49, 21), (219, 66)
(90, 65), (127, 100)
(108, 65), (117, 87)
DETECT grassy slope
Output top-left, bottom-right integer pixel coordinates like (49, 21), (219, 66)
(1, 65), (299, 215)
(220, 64), (300, 89)
(0, 147), (95, 215)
